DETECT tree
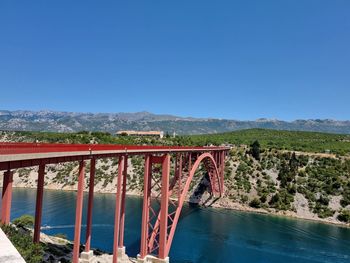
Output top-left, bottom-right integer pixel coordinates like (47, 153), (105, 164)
(289, 152), (299, 172)
(250, 140), (260, 160)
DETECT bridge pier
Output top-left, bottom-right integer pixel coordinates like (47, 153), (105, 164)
(1, 169), (13, 225)
(117, 246), (129, 262)
(119, 156), (128, 250)
(137, 255), (169, 263)
(85, 158), (96, 251)
(79, 250), (94, 263)
(80, 158), (96, 263)
(73, 161), (85, 263)
(112, 155), (126, 263)
(33, 164), (45, 243)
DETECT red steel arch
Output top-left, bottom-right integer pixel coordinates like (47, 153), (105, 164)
(139, 151), (225, 261)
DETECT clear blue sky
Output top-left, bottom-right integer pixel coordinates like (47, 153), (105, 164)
(0, 0), (349, 121)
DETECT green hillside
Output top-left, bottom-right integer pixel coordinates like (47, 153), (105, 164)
(189, 129), (350, 155)
(1, 129), (350, 223)
(1, 128), (350, 155)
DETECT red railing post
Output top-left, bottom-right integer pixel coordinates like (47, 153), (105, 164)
(112, 155), (124, 263)
(139, 154), (151, 258)
(1, 169), (13, 225)
(85, 158), (96, 252)
(73, 161), (85, 263)
(159, 154), (170, 259)
(33, 164), (45, 243)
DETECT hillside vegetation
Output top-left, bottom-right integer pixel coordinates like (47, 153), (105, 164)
(2, 128), (350, 155)
(190, 129), (350, 155)
(1, 129), (350, 225)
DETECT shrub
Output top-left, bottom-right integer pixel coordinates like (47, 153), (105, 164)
(269, 190), (294, 210)
(241, 195), (249, 203)
(313, 203), (334, 218)
(337, 210), (350, 223)
(340, 189), (350, 207)
(317, 195), (329, 206)
(259, 194), (267, 204)
(13, 215), (34, 228)
(287, 183), (297, 195)
(249, 198), (262, 208)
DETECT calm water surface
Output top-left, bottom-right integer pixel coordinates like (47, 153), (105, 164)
(7, 188), (350, 263)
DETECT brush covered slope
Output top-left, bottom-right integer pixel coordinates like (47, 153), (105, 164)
(0, 129), (349, 225)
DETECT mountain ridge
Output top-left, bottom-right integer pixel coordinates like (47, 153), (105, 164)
(1, 109), (350, 135)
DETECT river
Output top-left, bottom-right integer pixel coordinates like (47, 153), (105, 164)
(8, 188), (350, 263)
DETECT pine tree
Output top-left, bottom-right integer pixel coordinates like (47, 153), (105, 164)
(251, 140), (260, 160)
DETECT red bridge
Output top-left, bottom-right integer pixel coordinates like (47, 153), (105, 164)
(0, 143), (229, 263)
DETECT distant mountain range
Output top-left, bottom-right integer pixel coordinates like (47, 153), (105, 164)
(0, 110), (350, 135)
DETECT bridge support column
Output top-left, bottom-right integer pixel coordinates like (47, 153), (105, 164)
(139, 154), (151, 258)
(116, 155), (129, 262)
(159, 154), (170, 259)
(80, 158), (96, 263)
(1, 169), (13, 225)
(85, 158), (95, 251)
(73, 161), (85, 263)
(112, 156), (124, 263)
(119, 155), (127, 248)
(33, 164), (45, 243)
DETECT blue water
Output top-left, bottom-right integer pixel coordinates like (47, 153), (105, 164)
(7, 188), (350, 263)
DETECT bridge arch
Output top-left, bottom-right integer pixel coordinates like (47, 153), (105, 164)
(188, 152), (223, 198)
(141, 151), (225, 260)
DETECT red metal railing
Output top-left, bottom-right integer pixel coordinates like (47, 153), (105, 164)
(0, 142), (226, 155)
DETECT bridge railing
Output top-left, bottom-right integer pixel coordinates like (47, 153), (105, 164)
(0, 142), (227, 155)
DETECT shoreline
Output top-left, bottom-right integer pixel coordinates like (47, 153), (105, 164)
(12, 186), (350, 229)
(211, 200), (350, 229)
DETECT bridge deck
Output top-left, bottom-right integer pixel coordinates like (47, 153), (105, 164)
(0, 143), (229, 170)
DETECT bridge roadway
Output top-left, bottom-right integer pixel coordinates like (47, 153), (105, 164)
(0, 142), (229, 263)
(0, 142), (227, 169)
